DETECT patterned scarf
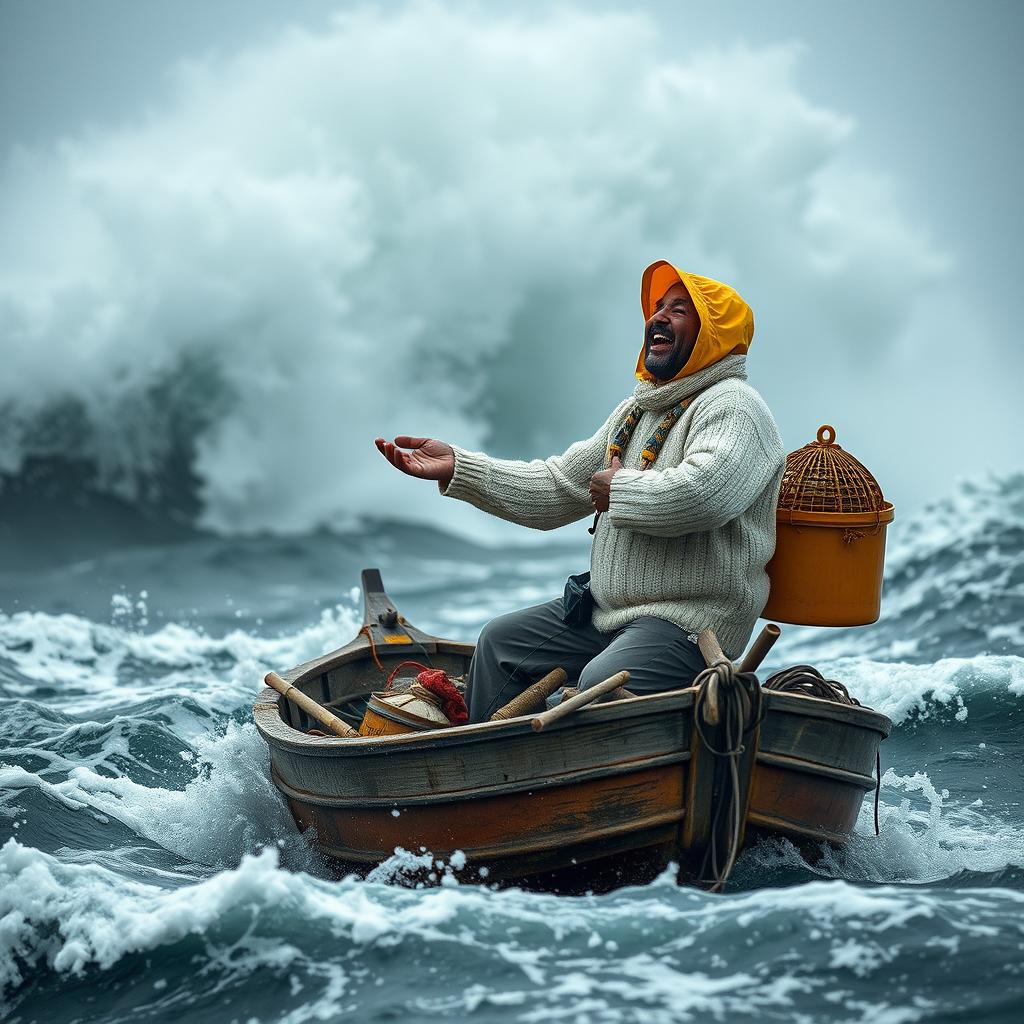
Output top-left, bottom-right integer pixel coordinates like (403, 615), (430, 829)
(588, 389), (705, 535)
(607, 390), (704, 469)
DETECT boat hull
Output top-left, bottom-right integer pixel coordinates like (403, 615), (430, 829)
(256, 653), (888, 891)
(255, 568), (890, 890)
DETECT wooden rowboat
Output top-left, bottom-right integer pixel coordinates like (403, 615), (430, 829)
(254, 570), (891, 892)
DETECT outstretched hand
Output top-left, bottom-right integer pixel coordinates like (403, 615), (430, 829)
(374, 436), (455, 489)
(589, 456), (622, 513)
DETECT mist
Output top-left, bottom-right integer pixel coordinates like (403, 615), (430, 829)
(0, 2), (1016, 536)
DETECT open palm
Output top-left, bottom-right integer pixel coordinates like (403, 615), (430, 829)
(374, 435), (455, 486)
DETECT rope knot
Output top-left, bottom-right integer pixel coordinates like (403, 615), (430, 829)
(691, 657), (764, 893)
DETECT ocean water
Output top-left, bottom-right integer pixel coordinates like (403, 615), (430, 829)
(2, 471), (1023, 1023)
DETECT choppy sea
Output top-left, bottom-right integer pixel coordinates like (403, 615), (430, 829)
(2, 472), (1023, 1023)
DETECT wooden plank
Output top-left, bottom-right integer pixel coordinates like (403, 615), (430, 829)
(288, 762), (685, 862)
(270, 710), (690, 800)
(764, 690), (891, 734)
(679, 671), (761, 883)
(271, 750), (690, 808)
(748, 762), (867, 839)
(681, 729), (715, 858)
(308, 820), (683, 891)
(733, 702), (759, 850)
(759, 707), (882, 778)
(757, 751), (874, 789)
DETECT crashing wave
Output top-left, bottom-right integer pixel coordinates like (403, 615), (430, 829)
(0, 4), (949, 537)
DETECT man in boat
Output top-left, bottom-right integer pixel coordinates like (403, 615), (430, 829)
(375, 261), (785, 723)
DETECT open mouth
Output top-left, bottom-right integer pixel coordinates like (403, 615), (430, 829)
(648, 332), (673, 352)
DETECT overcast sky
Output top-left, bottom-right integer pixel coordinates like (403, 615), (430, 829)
(1, 1), (1020, 533)
(5, 0), (1019, 287)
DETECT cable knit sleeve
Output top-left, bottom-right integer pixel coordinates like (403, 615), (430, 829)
(606, 394), (784, 537)
(439, 398), (632, 531)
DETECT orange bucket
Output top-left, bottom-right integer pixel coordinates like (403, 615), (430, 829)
(764, 503), (895, 626)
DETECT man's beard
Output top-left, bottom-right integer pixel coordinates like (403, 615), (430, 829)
(644, 322), (688, 380)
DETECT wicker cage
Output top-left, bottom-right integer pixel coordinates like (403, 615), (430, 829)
(777, 424), (885, 514)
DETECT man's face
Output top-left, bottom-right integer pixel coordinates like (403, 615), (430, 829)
(643, 281), (701, 382)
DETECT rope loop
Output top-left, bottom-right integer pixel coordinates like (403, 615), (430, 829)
(358, 625), (386, 675)
(385, 660), (433, 688)
(692, 660), (764, 892)
(358, 625), (435, 680)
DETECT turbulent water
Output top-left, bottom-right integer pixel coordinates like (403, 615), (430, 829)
(2, 471), (1023, 1023)
(1, 6), (1020, 1019)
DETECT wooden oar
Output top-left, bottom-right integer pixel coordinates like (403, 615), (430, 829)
(739, 623), (781, 674)
(489, 667), (567, 720)
(556, 684), (635, 704)
(265, 671), (359, 738)
(531, 671), (630, 732)
(696, 625), (779, 726)
(696, 628), (728, 726)
(696, 628), (728, 667)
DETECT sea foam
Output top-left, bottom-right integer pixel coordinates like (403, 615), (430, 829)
(4, 838), (1021, 1021)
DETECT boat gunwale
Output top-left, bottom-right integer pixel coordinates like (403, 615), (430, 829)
(256, 684), (703, 753)
(255, 647), (892, 756)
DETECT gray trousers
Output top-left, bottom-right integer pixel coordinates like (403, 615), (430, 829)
(466, 598), (707, 723)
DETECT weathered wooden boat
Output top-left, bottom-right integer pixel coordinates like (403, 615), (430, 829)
(254, 570), (891, 892)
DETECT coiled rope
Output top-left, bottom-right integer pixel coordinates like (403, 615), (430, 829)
(764, 664), (882, 837)
(692, 659), (764, 893)
(763, 663), (861, 705)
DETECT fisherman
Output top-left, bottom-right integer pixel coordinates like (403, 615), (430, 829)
(375, 261), (785, 723)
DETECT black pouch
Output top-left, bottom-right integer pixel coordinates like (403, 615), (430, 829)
(562, 571), (594, 626)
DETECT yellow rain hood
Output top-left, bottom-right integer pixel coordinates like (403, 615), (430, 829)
(636, 261), (754, 382)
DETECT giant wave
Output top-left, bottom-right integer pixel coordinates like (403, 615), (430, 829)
(0, 3), (962, 539)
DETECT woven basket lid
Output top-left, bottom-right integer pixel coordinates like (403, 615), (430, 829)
(370, 686), (451, 727)
(777, 424), (886, 514)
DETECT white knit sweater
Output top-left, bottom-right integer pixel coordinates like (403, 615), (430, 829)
(442, 354), (785, 658)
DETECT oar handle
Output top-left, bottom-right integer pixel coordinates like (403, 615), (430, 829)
(738, 623), (781, 674)
(531, 671), (630, 732)
(696, 628), (730, 726)
(489, 667), (568, 721)
(265, 671), (359, 738)
(697, 628), (728, 668)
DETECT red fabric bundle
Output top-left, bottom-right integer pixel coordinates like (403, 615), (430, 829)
(414, 668), (469, 726)
(385, 660), (469, 726)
